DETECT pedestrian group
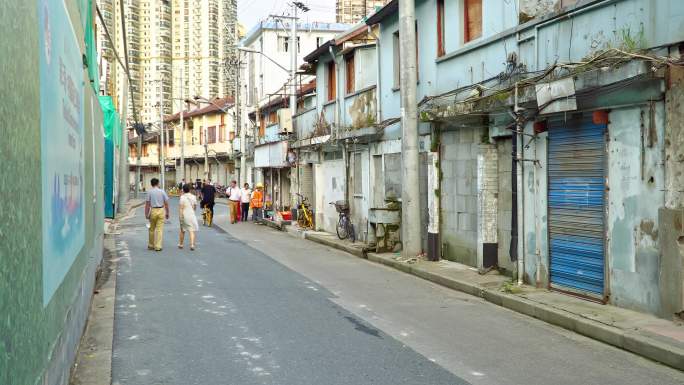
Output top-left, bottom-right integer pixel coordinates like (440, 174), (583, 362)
(145, 177), (265, 251)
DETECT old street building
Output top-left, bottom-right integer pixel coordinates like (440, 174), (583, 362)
(256, 0), (684, 321)
(250, 82), (318, 214)
(128, 96), (238, 189)
(167, 96), (238, 186)
(239, 20), (348, 210)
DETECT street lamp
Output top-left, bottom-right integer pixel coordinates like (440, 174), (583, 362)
(237, 47), (289, 73)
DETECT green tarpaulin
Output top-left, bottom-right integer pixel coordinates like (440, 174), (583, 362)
(83, 0), (99, 93)
(99, 96), (122, 147)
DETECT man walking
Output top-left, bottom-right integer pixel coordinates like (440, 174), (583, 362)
(145, 178), (169, 251)
(200, 180), (216, 226)
(227, 180), (241, 224)
(240, 183), (252, 222)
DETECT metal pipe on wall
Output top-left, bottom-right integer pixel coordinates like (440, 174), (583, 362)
(367, 25), (382, 123)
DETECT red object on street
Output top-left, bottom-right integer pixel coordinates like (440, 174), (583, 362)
(236, 201), (241, 222)
(280, 211), (292, 221)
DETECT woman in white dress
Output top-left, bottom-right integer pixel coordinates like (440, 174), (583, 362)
(178, 184), (199, 250)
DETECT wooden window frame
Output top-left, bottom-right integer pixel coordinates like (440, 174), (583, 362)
(437, 0), (445, 57)
(327, 60), (337, 102)
(464, 0), (482, 44)
(345, 53), (355, 95)
(392, 25), (419, 89)
(207, 126), (216, 144)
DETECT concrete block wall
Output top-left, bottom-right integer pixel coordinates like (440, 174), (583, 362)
(496, 138), (515, 272)
(440, 127), (482, 266)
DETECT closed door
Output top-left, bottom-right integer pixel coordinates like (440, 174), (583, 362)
(547, 114), (607, 298)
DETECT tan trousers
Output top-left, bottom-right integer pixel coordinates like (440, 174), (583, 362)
(148, 208), (165, 250)
(229, 200), (239, 224)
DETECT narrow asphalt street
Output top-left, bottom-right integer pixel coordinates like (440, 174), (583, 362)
(112, 198), (684, 385)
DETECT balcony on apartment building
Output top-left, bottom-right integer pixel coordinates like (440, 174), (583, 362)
(292, 106), (327, 148)
(337, 85), (377, 141)
(259, 122), (281, 145)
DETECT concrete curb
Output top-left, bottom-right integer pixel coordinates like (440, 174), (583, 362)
(364, 252), (684, 371)
(69, 238), (118, 385)
(304, 233), (367, 259)
(221, 216), (684, 371)
(257, 218), (286, 231)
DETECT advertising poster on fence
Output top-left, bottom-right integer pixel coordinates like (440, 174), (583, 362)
(39, 0), (85, 306)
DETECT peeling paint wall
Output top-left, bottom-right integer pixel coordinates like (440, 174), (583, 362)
(660, 65), (684, 318)
(519, 0), (561, 22)
(345, 87), (377, 129)
(314, 157), (346, 234)
(522, 125), (550, 287)
(607, 105), (665, 314)
(350, 149), (371, 242)
(665, 66), (684, 209)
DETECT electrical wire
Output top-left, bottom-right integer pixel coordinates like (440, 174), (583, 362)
(96, 4), (140, 125)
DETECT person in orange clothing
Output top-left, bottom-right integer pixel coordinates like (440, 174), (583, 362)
(250, 183), (264, 221)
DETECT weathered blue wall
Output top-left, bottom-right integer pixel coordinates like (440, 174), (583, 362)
(606, 104), (665, 313)
(367, 0), (684, 314)
(0, 1), (105, 384)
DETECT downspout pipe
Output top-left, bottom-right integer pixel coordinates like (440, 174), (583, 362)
(328, 46), (341, 137)
(367, 25), (382, 123)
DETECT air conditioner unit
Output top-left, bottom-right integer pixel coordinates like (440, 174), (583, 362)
(277, 108), (293, 134)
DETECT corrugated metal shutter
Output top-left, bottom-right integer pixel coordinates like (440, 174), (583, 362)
(547, 114), (606, 297)
(299, 164), (314, 203)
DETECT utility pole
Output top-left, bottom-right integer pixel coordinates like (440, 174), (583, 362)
(180, 69), (185, 185)
(179, 2), (185, 186)
(399, 0), (421, 257)
(135, 130), (142, 198)
(270, 3), (308, 115)
(290, 3), (297, 112)
(236, 55), (246, 186)
(117, 79), (129, 214)
(203, 113), (209, 180)
(160, 92), (166, 191)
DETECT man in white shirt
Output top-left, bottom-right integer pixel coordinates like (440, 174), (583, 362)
(227, 180), (241, 224)
(240, 183), (252, 222)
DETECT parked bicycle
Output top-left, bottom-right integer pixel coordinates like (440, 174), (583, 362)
(295, 193), (313, 229)
(330, 200), (355, 242)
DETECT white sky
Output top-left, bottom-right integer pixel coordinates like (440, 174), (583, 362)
(238, 0), (337, 32)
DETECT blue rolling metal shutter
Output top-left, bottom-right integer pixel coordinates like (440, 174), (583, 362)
(547, 115), (606, 297)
